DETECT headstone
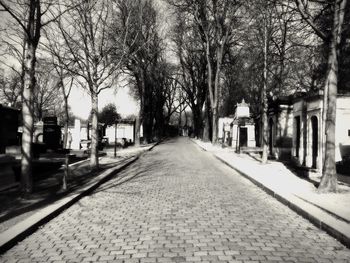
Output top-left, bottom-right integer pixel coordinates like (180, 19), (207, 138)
(34, 121), (44, 143)
(43, 116), (57, 125)
(43, 116), (61, 150)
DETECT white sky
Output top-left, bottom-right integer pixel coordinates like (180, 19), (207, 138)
(69, 85), (139, 120)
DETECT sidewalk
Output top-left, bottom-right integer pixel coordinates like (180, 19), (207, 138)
(192, 139), (350, 248)
(0, 142), (158, 253)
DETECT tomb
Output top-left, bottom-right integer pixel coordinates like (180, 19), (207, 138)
(292, 94), (350, 170)
(219, 99), (256, 151)
(267, 96), (294, 160)
(105, 119), (135, 145)
(43, 116), (62, 150)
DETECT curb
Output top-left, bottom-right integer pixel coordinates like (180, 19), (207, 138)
(192, 140), (350, 249)
(148, 140), (162, 151)
(0, 156), (138, 254)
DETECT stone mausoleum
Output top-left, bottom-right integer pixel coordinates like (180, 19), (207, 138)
(219, 99), (256, 151)
(267, 96), (294, 160)
(292, 94), (350, 170)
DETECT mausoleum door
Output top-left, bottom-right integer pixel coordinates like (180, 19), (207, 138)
(295, 116), (301, 158)
(311, 116), (318, 169)
(239, 127), (248, 147)
(269, 118), (274, 154)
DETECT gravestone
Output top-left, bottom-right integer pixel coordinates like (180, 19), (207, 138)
(43, 116), (62, 150)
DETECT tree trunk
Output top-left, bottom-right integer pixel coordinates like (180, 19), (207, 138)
(135, 110), (141, 146)
(63, 95), (69, 149)
(192, 106), (203, 138)
(154, 97), (165, 140)
(142, 103), (151, 144)
(38, 104), (43, 121)
(134, 74), (144, 146)
(140, 74), (153, 144)
(203, 98), (211, 142)
(143, 84), (154, 143)
(261, 22), (269, 164)
(212, 106), (218, 144)
(154, 114), (163, 140)
(203, 118), (210, 142)
(21, 43), (36, 194)
(204, 38), (215, 143)
(211, 42), (225, 144)
(178, 103), (183, 129)
(90, 89), (99, 170)
(318, 0), (347, 193)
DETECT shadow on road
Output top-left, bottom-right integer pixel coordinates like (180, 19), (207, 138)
(91, 158), (165, 194)
(0, 158), (123, 232)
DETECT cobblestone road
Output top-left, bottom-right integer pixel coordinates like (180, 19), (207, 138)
(1, 137), (350, 262)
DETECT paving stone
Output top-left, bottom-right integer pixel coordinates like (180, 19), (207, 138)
(0, 138), (349, 262)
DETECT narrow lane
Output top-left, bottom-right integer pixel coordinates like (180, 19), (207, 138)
(1, 137), (349, 262)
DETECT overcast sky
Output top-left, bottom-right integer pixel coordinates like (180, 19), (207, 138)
(69, 81), (138, 119)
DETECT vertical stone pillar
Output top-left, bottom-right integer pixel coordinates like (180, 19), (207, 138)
(71, 119), (81, 150)
(305, 116), (312, 167)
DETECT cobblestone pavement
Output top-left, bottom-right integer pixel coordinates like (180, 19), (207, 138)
(1, 137), (350, 263)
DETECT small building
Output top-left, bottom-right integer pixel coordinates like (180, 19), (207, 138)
(292, 93), (350, 170)
(219, 99), (256, 150)
(232, 100), (256, 150)
(68, 119), (106, 150)
(267, 96), (294, 160)
(104, 119), (135, 144)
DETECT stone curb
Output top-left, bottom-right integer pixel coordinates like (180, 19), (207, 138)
(0, 155), (139, 254)
(149, 140), (162, 150)
(192, 139), (350, 249)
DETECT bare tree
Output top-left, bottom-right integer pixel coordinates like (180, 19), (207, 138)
(55, 68), (73, 149)
(34, 61), (63, 121)
(121, 0), (165, 144)
(152, 59), (172, 140)
(193, 1), (242, 143)
(42, 34), (74, 149)
(0, 0), (70, 194)
(46, 0), (134, 169)
(164, 75), (188, 126)
(168, 0), (243, 143)
(170, 9), (207, 139)
(246, 0), (276, 164)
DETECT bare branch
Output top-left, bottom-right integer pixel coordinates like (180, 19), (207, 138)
(294, 0), (328, 41)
